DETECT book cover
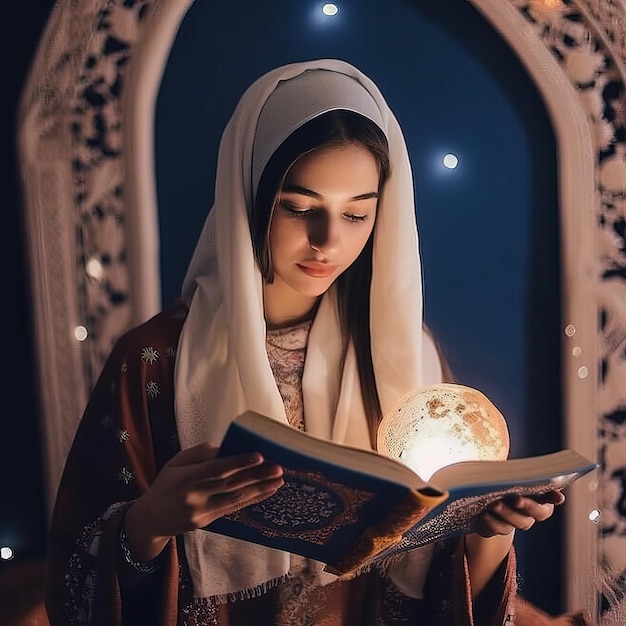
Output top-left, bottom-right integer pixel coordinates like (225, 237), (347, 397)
(204, 411), (596, 575)
(207, 414), (446, 568)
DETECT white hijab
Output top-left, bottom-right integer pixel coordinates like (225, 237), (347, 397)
(174, 59), (426, 600)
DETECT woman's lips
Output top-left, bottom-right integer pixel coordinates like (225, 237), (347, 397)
(297, 262), (338, 278)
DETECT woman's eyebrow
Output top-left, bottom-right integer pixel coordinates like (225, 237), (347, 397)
(281, 184), (379, 202)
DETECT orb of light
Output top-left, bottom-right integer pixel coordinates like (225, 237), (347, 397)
(442, 153), (459, 169)
(0, 546), (14, 560)
(564, 324), (576, 337)
(322, 3), (339, 16)
(589, 509), (601, 523)
(74, 325), (89, 342)
(377, 383), (510, 480)
(85, 257), (104, 282)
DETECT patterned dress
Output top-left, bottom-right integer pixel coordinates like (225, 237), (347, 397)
(46, 301), (520, 626)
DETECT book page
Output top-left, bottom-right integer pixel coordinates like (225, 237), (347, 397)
(430, 449), (595, 492)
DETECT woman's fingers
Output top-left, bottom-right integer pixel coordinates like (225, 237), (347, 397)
(496, 492), (562, 528)
(489, 495), (557, 530)
(530, 489), (566, 506)
(195, 456), (283, 493)
(204, 475), (285, 522)
(213, 475), (285, 508)
(471, 509), (516, 537)
(491, 500), (538, 530)
(170, 445), (265, 477)
(471, 491), (564, 537)
(191, 456), (284, 522)
(202, 462), (284, 498)
(140, 446), (285, 534)
(168, 444), (282, 487)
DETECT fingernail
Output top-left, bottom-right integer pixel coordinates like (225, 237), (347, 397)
(248, 453), (262, 464)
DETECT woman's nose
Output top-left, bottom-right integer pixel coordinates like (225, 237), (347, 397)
(308, 213), (340, 254)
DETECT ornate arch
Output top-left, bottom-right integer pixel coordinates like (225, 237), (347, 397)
(465, 0), (626, 618)
(17, 0), (626, 619)
(16, 0), (185, 518)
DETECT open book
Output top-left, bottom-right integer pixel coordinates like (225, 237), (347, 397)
(204, 411), (596, 575)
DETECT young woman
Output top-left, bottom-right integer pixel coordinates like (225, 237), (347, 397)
(46, 59), (572, 625)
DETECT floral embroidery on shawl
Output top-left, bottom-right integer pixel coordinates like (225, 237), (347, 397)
(65, 502), (127, 624)
(265, 318), (312, 432)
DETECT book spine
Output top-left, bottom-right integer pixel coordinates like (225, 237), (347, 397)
(326, 490), (432, 575)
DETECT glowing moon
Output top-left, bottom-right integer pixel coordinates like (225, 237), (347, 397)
(377, 383), (510, 480)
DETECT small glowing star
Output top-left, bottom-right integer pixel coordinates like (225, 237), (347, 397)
(0, 547), (14, 560)
(443, 153), (459, 169)
(74, 326), (89, 342)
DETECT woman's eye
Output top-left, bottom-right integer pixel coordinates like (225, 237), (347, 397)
(281, 201), (312, 218)
(344, 213), (367, 223)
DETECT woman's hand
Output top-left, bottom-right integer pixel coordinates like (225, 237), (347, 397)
(123, 442), (284, 561)
(470, 489), (565, 538)
(465, 490), (565, 597)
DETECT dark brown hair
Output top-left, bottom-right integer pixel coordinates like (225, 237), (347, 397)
(252, 110), (391, 446)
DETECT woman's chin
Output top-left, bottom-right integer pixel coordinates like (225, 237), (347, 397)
(294, 278), (335, 299)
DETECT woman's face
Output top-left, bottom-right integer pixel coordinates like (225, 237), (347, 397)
(263, 142), (380, 326)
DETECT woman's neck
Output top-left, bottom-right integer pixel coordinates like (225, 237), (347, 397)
(263, 282), (320, 330)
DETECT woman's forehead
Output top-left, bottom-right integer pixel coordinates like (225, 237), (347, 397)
(281, 145), (381, 198)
